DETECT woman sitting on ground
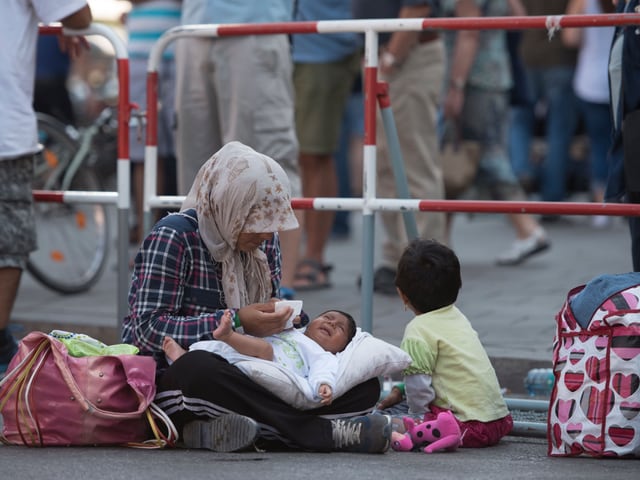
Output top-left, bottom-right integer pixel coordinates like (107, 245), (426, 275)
(123, 141), (390, 453)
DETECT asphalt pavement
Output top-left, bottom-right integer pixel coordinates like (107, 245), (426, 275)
(1, 436), (636, 480)
(5, 206), (638, 478)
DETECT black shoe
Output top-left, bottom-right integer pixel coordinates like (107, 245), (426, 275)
(331, 415), (391, 453)
(182, 414), (259, 452)
(373, 266), (397, 296)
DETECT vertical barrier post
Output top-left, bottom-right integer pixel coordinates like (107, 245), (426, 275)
(377, 82), (418, 241)
(60, 23), (131, 332)
(144, 69), (159, 236)
(360, 29), (380, 333)
(112, 48), (132, 332)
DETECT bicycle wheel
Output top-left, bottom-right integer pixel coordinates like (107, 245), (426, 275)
(27, 113), (110, 294)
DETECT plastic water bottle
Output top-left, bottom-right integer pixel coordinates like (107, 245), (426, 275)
(379, 375), (394, 401)
(523, 368), (555, 397)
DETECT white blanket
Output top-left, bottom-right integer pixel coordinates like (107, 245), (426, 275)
(190, 329), (412, 410)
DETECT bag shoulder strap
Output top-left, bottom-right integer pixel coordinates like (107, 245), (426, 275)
(154, 209), (198, 234)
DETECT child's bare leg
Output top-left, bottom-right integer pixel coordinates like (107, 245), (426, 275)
(163, 336), (187, 362)
(212, 309), (233, 341)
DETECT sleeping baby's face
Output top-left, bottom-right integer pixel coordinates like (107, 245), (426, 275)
(304, 311), (352, 354)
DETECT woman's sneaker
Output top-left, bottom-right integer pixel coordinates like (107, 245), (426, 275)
(496, 228), (551, 266)
(331, 414), (391, 453)
(182, 414), (259, 452)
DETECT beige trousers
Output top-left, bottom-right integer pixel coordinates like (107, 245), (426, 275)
(174, 35), (300, 197)
(377, 39), (446, 267)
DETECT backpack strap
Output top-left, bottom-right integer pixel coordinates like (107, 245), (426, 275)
(154, 209), (198, 234)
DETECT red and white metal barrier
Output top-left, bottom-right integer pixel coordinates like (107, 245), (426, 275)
(35, 23), (131, 327)
(144, 14), (640, 332)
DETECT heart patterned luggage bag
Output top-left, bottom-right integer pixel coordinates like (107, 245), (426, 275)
(548, 273), (640, 457)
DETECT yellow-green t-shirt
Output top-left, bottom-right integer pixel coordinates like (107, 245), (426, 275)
(401, 305), (508, 422)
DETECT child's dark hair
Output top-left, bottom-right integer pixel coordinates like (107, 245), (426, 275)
(395, 238), (462, 314)
(321, 309), (357, 344)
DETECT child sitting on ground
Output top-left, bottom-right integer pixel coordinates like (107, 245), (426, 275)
(163, 309), (356, 406)
(376, 238), (513, 447)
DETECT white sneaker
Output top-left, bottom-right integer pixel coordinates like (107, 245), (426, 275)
(591, 215), (611, 229)
(331, 415), (392, 453)
(496, 228), (551, 266)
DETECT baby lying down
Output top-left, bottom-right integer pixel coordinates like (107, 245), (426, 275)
(163, 309), (356, 405)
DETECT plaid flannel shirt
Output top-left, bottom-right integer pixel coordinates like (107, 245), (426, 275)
(122, 210), (281, 363)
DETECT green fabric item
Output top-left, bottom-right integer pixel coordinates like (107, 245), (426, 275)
(49, 330), (139, 357)
(394, 382), (405, 397)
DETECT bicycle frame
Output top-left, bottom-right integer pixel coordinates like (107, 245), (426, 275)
(62, 107), (116, 191)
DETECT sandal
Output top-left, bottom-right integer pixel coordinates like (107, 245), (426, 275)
(293, 259), (333, 291)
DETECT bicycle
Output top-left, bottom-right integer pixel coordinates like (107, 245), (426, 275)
(28, 107), (117, 294)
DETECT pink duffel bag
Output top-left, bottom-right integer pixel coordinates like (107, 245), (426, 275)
(0, 331), (171, 447)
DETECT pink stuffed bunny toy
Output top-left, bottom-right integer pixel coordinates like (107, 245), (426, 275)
(391, 410), (462, 453)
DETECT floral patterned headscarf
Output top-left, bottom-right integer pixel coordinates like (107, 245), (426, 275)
(181, 141), (298, 307)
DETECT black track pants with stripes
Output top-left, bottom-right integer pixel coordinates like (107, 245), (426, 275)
(155, 350), (380, 451)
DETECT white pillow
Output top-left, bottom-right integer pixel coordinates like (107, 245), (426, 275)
(190, 328), (411, 410)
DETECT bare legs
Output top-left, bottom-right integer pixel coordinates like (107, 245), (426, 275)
(0, 267), (20, 333)
(294, 153), (336, 289)
(0, 267), (21, 364)
(508, 213), (542, 239)
(279, 212), (303, 294)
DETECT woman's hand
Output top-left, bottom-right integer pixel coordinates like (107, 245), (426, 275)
(238, 302), (292, 337)
(57, 35), (90, 59)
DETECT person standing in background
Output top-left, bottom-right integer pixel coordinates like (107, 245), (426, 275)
(440, 0), (550, 266)
(174, 0), (302, 299)
(562, 0), (616, 229)
(291, 0), (362, 294)
(509, 0), (579, 218)
(333, 77), (365, 239)
(0, 0), (92, 374)
(33, 35), (76, 126)
(126, 0), (181, 244)
(352, 0), (447, 295)
(607, 0), (640, 270)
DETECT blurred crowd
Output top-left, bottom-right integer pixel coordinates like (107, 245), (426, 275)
(32, 0), (627, 293)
